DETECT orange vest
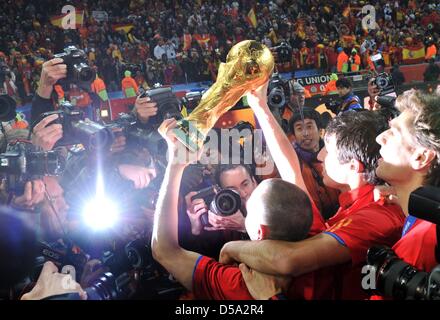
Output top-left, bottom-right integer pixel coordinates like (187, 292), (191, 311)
(337, 52), (349, 72)
(324, 80), (338, 95)
(91, 77), (106, 93)
(121, 76), (139, 98)
(426, 44), (437, 60)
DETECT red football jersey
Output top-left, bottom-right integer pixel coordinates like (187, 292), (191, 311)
(323, 185), (406, 299)
(192, 256), (332, 300)
(392, 219), (438, 272)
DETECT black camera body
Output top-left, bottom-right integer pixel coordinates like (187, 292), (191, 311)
(366, 245), (440, 300)
(138, 87), (182, 126)
(365, 185), (440, 300)
(54, 46), (95, 91)
(191, 184), (242, 226)
(0, 142), (65, 194)
(181, 90), (204, 112)
(267, 72), (290, 111)
(325, 97), (341, 114)
(374, 72), (395, 96)
(272, 42), (292, 63)
(39, 102), (114, 151)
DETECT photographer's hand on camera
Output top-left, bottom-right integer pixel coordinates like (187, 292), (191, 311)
(205, 209), (246, 233)
(134, 95), (158, 124)
(21, 261), (86, 300)
(80, 259), (109, 289)
(184, 191), (208, 235)
(367, 78), (380, 110)
(37, 58), (67, 99)
(11, 180), (45, 211)
(31, 114), (63, 151)
(118, 164), (157, 189)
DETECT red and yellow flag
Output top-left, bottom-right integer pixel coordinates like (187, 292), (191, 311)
(50, 10), (84, 28)
(246, 8), (257, 28)
(112, 24), (134, 33)
(402, 45), (426, 64)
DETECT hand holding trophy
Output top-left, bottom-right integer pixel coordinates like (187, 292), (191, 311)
(173, 40), (274, 151)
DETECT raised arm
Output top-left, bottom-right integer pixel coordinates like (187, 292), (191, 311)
(151, 119), (201, 291)
(246, 82), (311, 199)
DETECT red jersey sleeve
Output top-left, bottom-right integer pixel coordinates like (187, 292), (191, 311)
(324, 204), (405, 265)
(192, 256), (253, 300)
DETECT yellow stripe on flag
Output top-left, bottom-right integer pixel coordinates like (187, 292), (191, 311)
(50, 10), (84, 28)
(113, 24), (134, 33)
(247, 8), (257, 28)
(402, 45), (426, 64)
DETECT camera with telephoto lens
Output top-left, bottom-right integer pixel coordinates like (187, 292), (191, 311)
(106, 112), (167, 156)
(267, 72), (290, 111)
(272, 42), (292, 63)
(138, 87), (182, 127)
(53, 46), (96, 91)
(0, 142), (65, 194)
(37, 101), (114, 151)
(191, 184), (242, 227)
(87, 239), (182, 300)
(365, 185), (440, 300)
(0, 95), (16, 122)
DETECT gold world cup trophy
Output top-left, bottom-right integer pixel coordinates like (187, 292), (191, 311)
(173, 40), (275, 151)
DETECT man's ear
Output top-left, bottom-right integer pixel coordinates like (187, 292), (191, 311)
(257, 225), (270, 240)
(349, 159), (365, 174)
(411, 147), (437, 171)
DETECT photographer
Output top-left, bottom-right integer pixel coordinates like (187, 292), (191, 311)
(31, 58), (67, 123)
(335, 78), (363, 113)
(0, 207), (85, 300)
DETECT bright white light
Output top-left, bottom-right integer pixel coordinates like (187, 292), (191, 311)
(82, 196), (118, 231)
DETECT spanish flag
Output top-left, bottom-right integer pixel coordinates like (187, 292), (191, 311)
(402, 45), (426, 64)
(246, 8), (257, 28)
(50, 10), (84, 28)
(112, 24), (134, 33)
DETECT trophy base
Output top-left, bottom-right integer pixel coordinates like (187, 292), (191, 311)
(173, 119), (205, 152)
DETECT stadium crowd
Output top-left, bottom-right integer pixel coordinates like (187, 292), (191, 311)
(0, 0), (439, 105)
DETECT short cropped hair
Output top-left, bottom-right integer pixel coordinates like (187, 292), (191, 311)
(325, 110), (389, 184)
(258, 179), (313, 242)
(288, 107), (323, 134)
(395, 90), (440, 186)
(336, 78), (353, 89)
